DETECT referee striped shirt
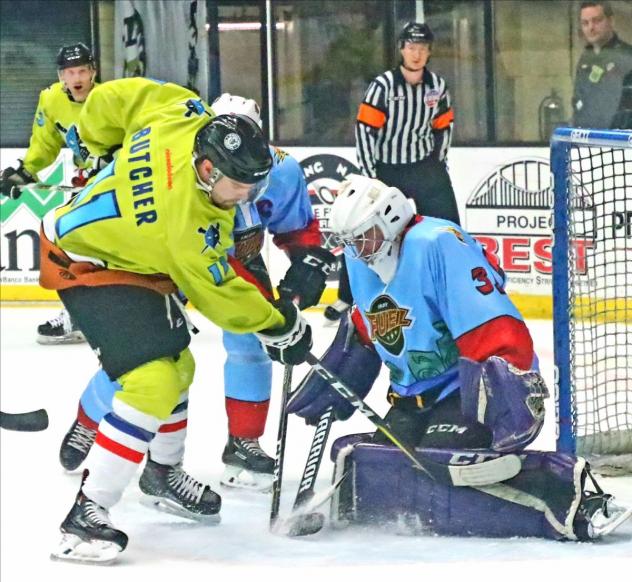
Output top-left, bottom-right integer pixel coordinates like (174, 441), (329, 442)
(355, 67), (454, 178)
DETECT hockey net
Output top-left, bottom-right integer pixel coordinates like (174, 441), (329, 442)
(551, 128), (632, 475)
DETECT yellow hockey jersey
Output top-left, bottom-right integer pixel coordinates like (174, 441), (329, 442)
(23, 81), (95, 175)
(51, 79), (283, 334)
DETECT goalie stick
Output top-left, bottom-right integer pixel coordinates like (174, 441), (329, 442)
(273, 408), (335, 537)
(305, 353), (522, 487)
(269, 364), (293, 529)
(0, 409), (49, 432)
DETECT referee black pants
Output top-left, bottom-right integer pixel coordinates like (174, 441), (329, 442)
(376, 157), (460, 225)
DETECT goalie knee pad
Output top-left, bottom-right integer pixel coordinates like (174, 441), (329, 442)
(286, 313), (381, 425)
(330, 435), (625, 541)
(459, 356), (549, 451)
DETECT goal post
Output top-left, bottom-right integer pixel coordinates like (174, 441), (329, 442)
(551, 127), (632, 473)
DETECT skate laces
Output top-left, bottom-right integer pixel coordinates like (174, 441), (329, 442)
(236, 438), (267, 457)
(167, 466), (205, 503)
(45, 309), (75, 333)
(68, 422), (97, 453)
(84, 499), (113, 527)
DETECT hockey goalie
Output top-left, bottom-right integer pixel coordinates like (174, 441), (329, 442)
(287, 174), (632, 541)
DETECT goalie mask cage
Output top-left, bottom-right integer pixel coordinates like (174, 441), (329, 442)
(551, 127), (632, 474)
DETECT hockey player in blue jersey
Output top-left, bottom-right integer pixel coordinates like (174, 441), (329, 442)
(287, 174), (631, 540)
(58, 93), (334, 491)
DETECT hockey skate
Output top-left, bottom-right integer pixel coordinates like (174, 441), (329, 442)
(37, 309), (85, 345)
(51, 481), (128, 565)
(220, 436), (275, 492)
(576, 491), (632, 539)
(138, 456), (221, 522)
(323, 299), (350, 326)
(59, 419), (97, 471)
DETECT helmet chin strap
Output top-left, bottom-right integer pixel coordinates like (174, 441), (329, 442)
(401, 63), (425, 73)
(191, 157), (224, 203)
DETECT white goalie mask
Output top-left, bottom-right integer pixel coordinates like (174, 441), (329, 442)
(330, 174), (415, 283)
(211, 93), (263, 128)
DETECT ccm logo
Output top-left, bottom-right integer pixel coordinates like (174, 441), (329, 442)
(427, 424), (468, 434)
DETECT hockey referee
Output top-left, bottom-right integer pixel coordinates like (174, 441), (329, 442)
(355, 21), (459, 224)
(325, 22), (460, 323)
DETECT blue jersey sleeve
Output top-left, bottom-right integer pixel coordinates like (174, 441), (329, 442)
(257, 147), (314, 235)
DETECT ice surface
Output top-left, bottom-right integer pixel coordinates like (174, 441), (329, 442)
(1, 306), (631, 581)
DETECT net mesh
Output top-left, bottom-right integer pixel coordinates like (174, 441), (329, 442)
(565, 144), (632, 464)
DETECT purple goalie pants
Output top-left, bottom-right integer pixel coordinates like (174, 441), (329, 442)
(330, 434), (589, 541)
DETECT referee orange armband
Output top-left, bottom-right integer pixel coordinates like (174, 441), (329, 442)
(357, 103), (387, 129)
(432, 108), (454, 130)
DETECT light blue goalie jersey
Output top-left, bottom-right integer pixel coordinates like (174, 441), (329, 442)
(346, 217), (526, 401)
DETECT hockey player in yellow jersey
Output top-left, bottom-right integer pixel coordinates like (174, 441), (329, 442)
(0, 42), (98, 344)
(45, 97), (313, 563)
(0, 42), (97, 198)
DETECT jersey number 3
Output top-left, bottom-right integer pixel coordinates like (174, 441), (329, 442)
(471, 266), (505, 296)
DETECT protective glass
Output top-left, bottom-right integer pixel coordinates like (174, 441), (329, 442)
(211, 167), (271, 202)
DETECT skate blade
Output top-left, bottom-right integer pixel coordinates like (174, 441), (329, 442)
(139, 495), (221, 524)
(37, 332), (86, 345)
(50, 533), (122, 565)
(590, 506), (632, 538)
(220, 465), (274, 493)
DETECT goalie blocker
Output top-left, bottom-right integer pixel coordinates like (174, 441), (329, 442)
(330, 434), (632, 541)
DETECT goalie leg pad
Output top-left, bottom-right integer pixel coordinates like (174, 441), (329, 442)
(331, 434), (594, 541)
(287, 313), (381, 424)
(459, 356), (549, 452)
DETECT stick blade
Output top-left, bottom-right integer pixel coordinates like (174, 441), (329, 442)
(287, 512), (325, 537)
(271, 511), (325, 537)
(0, 409), (49, 432)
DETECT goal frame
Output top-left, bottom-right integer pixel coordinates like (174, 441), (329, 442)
(551, 127), (631, 459)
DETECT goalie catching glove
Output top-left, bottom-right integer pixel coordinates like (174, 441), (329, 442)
(0, 161), (35, 199)
(287, 312), (382, 425)
(256, 299), (313, 365)
(278, 246), (336, 310)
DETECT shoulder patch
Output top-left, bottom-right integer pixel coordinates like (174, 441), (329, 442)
(436, 226), (466, 244)
(272, 146), (288, 163)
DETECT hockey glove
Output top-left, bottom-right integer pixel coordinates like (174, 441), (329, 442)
(459, 356), (549, 452)
(287, 312), (382, 425)
(0, 161), (35, 199)
(256, 299), (313, 365)
(278, 247), (336, 310)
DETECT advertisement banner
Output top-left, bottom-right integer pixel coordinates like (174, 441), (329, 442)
(1, 145), (557, 316)
(1, 149), (74, 300)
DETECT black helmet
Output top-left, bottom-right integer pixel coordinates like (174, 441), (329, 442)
(56, 43), (95, 70)
(195, 114), (272, 185)
(398, 22), (434, 47)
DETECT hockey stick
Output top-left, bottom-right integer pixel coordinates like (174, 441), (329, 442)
(304, 353), (522, 487)
(21, 183), (80, 192)
(275, 407), (335, 537)
(6, 183), (81, 201)
(269, 364), (293, 529)
(0, 409), (49, 432)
